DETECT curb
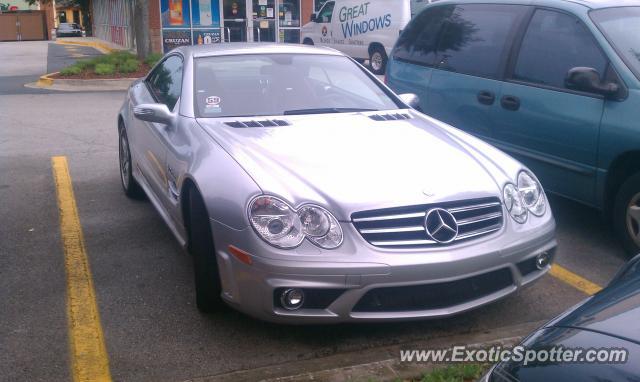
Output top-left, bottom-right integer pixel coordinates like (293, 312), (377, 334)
(55, 38), (122, 54)
(27, 73), (137, 92)
(185, 320), (544, 382)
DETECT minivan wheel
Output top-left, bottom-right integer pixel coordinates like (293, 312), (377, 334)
(118, 125), (144, 199)
(613, 173), (640, 255)
(303, 38), (314, 45)
(189, 187), (224, 313)
(369, 46), (387, 75)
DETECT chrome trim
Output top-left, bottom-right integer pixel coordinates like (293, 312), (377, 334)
(370, 239), (437, 247)
(352, 212), (426, 222)
(455, 224), (502, 241)
(448, 202), (502, 213)
(456, 212), (503, 226)
(359, 226), (425, 234)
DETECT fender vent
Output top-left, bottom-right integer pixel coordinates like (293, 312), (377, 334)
(368, 113), (412, 121)
(225, 119), (290, 128)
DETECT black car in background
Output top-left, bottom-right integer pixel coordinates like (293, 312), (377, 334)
(56, 23), (83, 37)
(483, 254), (640, 381)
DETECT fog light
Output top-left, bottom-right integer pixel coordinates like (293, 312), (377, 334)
(536, 252), (551, 269)
(280, 288), (304, 310)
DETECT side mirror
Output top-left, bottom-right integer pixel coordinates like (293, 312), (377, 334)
(133, 103), (175, 125)
(398, 93), (421, 109)
(310, 13), (317, 22)
(565, 67), (619, 97)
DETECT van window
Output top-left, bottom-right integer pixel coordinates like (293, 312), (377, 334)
(513, 9), (608, 90)
(393, 5), (454, 66)
(317, 1), (334, 23)
(435, 4), (526, 78)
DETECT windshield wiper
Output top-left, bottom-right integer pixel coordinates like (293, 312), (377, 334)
(283, 108), (378, 115)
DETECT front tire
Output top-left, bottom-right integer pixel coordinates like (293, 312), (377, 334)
(118, 125), (144, 199)
(302, 38), (314, 45)
(369, 45), (388, 75)
(189, 187), (224, 313)
(613, 173), (640, 255)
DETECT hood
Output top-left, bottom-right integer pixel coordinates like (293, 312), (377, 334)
(548, 264), (640, 345)
(197, 111), (512, 220)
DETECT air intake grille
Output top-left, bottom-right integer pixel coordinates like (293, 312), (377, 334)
(368, 113), (412, 121)
(225, 119), (290, 128)
(352, 197), (503, 248)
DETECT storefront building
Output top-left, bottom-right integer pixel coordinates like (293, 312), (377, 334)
(149, 0), (317, 53)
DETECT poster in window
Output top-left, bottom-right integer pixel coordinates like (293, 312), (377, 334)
(162, 29), (192, 52)
(193, 29), (222, 45)
(192, 0), (221, 27)
(161, 0), (191, 28)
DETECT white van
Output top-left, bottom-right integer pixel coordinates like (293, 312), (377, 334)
(301, 0), (412, 74)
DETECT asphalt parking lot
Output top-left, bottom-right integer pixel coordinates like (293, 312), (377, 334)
(0, 41), (630, 382)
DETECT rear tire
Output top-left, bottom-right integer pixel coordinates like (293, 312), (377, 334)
(189, 187), (224, 313)
(118, 125), (144, 199)
(613, 173), (640, 255)
(369, 45), (387, 75)
(303, 38), (314, 45)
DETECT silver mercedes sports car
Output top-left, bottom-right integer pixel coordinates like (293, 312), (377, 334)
(118, 43), (556, 323)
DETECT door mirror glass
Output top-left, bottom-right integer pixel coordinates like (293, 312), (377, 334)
(310, 12), (317, 22)
(565, 67), (619, 97)
(399, 93), (421, 109)
(133, 103), (175, 125)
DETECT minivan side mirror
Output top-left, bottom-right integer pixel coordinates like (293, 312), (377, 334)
(310, 13), (317, 22)
(133, 103), (175, 125)
(399, 93), (421, 109)
(565, 67), (619, 98)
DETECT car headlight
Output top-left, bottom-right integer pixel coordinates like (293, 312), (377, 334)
(503, 171), (547, 224)
(503, 183), (528, 223)
(517, 171), (546, 216)
(248, 196), (343, 249)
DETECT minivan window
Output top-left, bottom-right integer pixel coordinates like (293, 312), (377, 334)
(393, 5), (454, 66)
(591, 7), (640, 82)
(514, 9), (608, 90)
(435, 4), (525, 78)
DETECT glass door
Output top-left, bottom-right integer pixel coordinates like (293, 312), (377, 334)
(223, 0), (247, 42)
(278, 0), (300, 43)
(251, 0), (276, 42)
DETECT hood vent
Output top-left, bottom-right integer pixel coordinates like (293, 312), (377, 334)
(225, 119), (290, 128)
(369, 113), (412, 122)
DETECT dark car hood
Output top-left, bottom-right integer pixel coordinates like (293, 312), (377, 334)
(491, 326), (640, 381)
(546, 265), (640, 345)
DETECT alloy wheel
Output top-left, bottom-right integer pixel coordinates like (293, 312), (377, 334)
(119, 131), (130, 189)
(371, 52), (383, 72)
(627, 192), (640, 247)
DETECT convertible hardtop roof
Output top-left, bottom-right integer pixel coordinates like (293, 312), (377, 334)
(180, 43), (345, 59)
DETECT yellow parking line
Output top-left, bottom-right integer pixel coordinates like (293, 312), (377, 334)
(550, 264), (603, 295)
(52, 156), (112, 382)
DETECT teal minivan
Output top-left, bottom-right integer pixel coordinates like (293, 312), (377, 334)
(386, 0), (640, 254)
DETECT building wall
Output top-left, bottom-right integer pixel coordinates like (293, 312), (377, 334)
(149, 0), (162, 53)
(92, 0), (134, 49)
(41, 1), (55, 39)
(148, 0), (316, 53)
(301, 0), (313, 28)
(56, 7), (84, 27)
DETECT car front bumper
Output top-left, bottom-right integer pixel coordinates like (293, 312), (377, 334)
(212, 214), (556, 324)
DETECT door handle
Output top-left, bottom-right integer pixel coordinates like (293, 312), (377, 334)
(477, 91), (495, 105)
(501, 95), (520, 111)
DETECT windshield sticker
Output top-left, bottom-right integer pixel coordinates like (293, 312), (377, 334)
(204, 96), (222, 113)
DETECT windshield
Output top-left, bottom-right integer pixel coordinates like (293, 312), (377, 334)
(591, 7), (640, 81)
(194, 54), (399, 118)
